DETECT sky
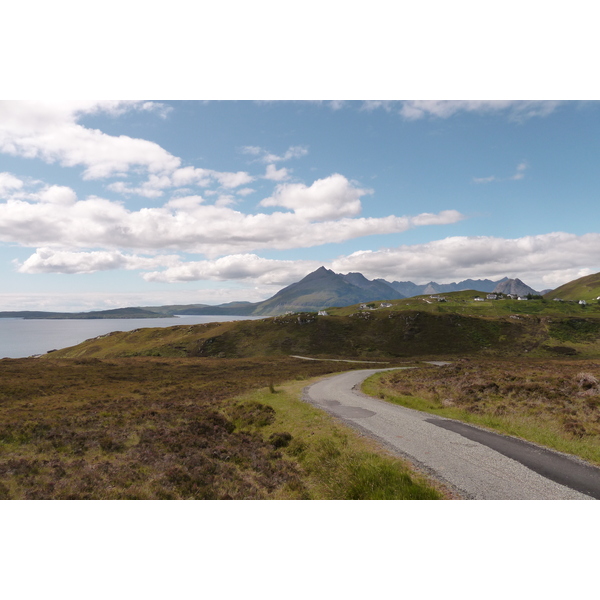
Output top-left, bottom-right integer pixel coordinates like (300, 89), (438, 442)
(1, 99), (599, 311)
(2, 2), (599, 313)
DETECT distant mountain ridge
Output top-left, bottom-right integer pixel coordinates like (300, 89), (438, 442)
(0, 267), (544, 319)
(492, 278), (539, 296)
(152, 268), (536, 316)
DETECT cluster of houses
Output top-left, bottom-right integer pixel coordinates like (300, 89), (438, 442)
(313, 293), (600, 317)
(473, 293), (530, 302)
(358, 302), (394, 310)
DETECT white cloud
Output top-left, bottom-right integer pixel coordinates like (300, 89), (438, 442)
(0, 101), (181, 180)
(0, 172), (24, 195)
(143, 254), (319, 286)
(330, 232), (600, 290)
(260, 173), (370, 221)
(107, 166), (255, 198)
(17, 248), (180, 275)
(18, 231), (600, 294)
(400, 100), (562, 121)
(264, 164), (290, 181)
(0, 173), (465, 259)
(242, 144), (308, 163)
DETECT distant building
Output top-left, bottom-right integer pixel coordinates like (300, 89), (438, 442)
(473, 296), (485, 302)
(318, 310), (329, 316)
(579, 300), (587, 306)
(507, 294), (518, 300)
(380, 302), (392, 308)
(486, 294), (499, 300)
(517, 297), (528, 301)
(553, 298), (563, 302)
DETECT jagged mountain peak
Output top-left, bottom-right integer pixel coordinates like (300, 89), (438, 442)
(492, 278), (539, 296)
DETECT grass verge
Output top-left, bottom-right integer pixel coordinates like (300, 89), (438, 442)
(227, 377), (445, 500)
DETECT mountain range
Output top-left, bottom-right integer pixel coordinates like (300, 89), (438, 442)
(155, 267), (541, 316)
(0, 267), (545, 319)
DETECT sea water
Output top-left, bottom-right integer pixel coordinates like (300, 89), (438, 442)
(0, 315), (263, 359)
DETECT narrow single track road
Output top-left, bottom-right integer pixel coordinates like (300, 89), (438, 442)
(303, 368), (600, 500)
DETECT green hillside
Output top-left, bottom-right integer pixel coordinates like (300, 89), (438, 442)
(327, 290), (600, 318)
(45, 304), (600, 360)
(543, 272), (600, 303)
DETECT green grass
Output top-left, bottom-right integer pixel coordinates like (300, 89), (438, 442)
(544, 271), (600, 303)
(231, 378), (444, 499)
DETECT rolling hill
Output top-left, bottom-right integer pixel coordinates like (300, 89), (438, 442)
(46, 289), (600, 361)
(544, 272), (600, 302)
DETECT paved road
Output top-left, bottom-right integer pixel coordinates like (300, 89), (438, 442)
(303, 368), (600, 500)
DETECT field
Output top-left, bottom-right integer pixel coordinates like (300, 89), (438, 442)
(364, 358), (600, 465)
(0, 356), (443, 500)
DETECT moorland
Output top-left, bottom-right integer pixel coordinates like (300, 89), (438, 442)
(3, 273), (600, 500)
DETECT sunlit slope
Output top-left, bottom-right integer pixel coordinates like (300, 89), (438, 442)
(327, 290), (600, 317)
(45, 307), (600, 360)
(544, 272), (600, 303)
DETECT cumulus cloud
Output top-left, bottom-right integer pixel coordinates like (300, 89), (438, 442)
(18, 232), (600, 293)
(0, 101), (182, 180)
(143, 254), (320, 286)
(259, 174), (370, 221)
(17, 248), (180, 275)
(0, 174), (466, 256)
(0, 172), (24, 195)
(264, 164), (290, 181)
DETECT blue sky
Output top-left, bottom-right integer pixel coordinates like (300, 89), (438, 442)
(1, 99), (599, 310)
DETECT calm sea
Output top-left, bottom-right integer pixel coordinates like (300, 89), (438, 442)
(0, 315), (263, 359)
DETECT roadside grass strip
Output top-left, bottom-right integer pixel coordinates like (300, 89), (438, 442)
(229, 377), (445, 500)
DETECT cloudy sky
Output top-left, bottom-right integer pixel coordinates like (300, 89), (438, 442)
(1, 99), (599, 310)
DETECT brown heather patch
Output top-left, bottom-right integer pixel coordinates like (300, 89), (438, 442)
(0, 356), (372, 499)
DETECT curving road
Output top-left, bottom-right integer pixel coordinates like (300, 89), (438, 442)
(303, 368), (600, 500)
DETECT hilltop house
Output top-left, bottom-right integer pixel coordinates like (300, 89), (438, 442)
(473, 296), (485, 302)
(486, 294), (499, 300)
(380, 302), (392, 308)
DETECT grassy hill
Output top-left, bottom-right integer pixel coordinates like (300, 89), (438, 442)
(544, 272), (600, 303)
(45, 298), (600, 360)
